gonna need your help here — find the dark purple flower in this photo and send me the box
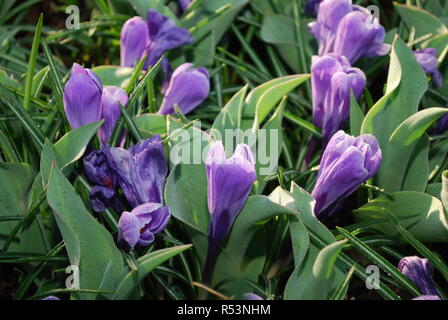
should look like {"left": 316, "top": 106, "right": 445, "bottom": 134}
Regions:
{"left": 398, "top": 256, "right": 439, "bottom": 297}
{"left": 311, "top": 130, "right": 382, "bottom": 219}
{"left": 118, "top": 202, "right": 170, "bottom": 249}
{"left": 84, "top": 150, "right": 116, "bottom": 189}
{"left": 436, "top": 113, "right": 448, "bottom": 134}
{"left": 309, "top": 0, "right": 391, "bottom": 63}
{"left": 178, "top": 0, "right": 193, "bottom": 11}
{"left": 63, "top": 63, "right": 103, "bottom": 129}
{"left": 414, "top": 48, "right": 443, "bottom": 88}
{"left": 106, "top": 135, "right": 167, "bottom": 208}
{"left": 305, "top": 0, "right": 323, "bottom": 16}
{"left": 158, "top": 63, "right": 210, "bottom": 115}
{"left": 206, "top": 141, "right": 256, "bottom": 246}
{"left": 98, "top": 86, "right": 129, "bottom": 146}
{"left": 161, "top": 58, "right": 173, "bottom": 94}
{"left": 311, "top": 54, "right": 366, "bottom": 143}
{"left": 120, "top": 16, "right": 150, "bottom": 68}
{"left": 413, "top": 295, "right": 441, "bottom": 300}
{"left": 83, "top": 150, "right": 119, "bottom": 212}
{"left": 120, "top": 10, "right": 193, "bottom": 69}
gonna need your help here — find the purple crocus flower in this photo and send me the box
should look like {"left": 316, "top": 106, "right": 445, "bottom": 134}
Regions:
{"left": 311, "top": 54, "right": 366, "bottom": 143}
{"left": 202, "top": 141, "right": 256, "bottom": 283}
{"left": 414, "top": 48, "right": 443, "bottom": 88}
{"left": 84, "top": 150, "right": 119, "bottom": 212}
{"left": 206, "top": 141, "right": 257, "bottom": 246}
{"left": 117, "top": 203, "right": 170, "bottom": 250}
{"left": 63, "top": 63, "right": 103, "bottom": 129}
{"left": 305, "top": 0, "right": 323, "bottom": 16}
{"left": 158, "top": 63, "right": 210, "bottom": 115}
{"left": 106, "top": 135, "right": 167, "bottom": 208}
{"left": 120, "top": 9, "right": 193, "bottom": 69}
{"left": 398, "top": 256, "right": 440, "bottom": 297}
{"left": 311, "top": 130, "right": 382, "bottom": 219}
{"left": 178, "top": 0, "right": 193, "bottom": 12}
{"left": 309, "top": 0, "right": 391, "bottom": 63}
{"left": 97, "top": 86, "right": 129, "bottom": 146}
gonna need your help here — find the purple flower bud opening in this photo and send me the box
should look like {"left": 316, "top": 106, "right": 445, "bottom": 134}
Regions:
{"left": 311, "top": 130, "right": 382, "bottom": 219}
{"left": 414, "top": 48, "right": 443, "bottom": 88}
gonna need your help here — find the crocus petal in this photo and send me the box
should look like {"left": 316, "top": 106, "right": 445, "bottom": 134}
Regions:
{"left": 83, "top": 150, "right": 116, "bottom": 188}
{"left": 63, "top": 64, "right": 103, "bottom": 129}
{"left": 146, "top": 9, "right": 194, "bottom": 67}
{"left": 98, "top": 86, "right": 129, "bottom": 146}
{"left": 89, "top": 185, "right": 115, "bottom": 213}
{"left": 178, "top": 0, "right": 193, "bottom": 11}
{"left": 311, "top": 54, "right": 366, "bottom": 143}
{"left": 158, "top": 63, "right": 210, "bottom": 115}
{"left": 243, "top": 293, "right": 264, "bottom": 300}
{"left": 311, "top": 131, "right": 381, "bottom": 219}
{"left": 436, "top": 113, "right": 448, "bottom": 134}
{"left": 120, "top": 16, "right": 149, "bottom": 67}
{"left": 118, "top": 203, "right": 171, "bottom": 249}
{"left": 414, "top": 48, "right": 443, "bottom": 88}
{"left": 398, "top": 256, "right": 439, "bottom": 297}
{"left": 118, "top": 211, "right": 141, "bottom": 249}
{"left": 309, "top": 0, "right": 390, "bottom": 63}
{"left": 107, "top": 135, "right": 167, "bottom": 207}
{"left": 305, "top": 0, "right": 324, "bottom": 16}
{"left": 42, "top": 296, "right": 60, "bottom": 300}
{"left": 206, "top": 141, "right": 257, "bottom": 245}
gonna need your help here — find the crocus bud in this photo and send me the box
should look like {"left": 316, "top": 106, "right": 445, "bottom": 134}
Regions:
{"left": 414, "top": 48, "right": 443, "bottom": 88}
{"left": 106, "top": 135, "right": 167, "bottom": 208}
{"left": 398, "top": 256, "right": 439, "bottom": 297}
{"left": 305, "top": 0, "right": 323, "bottom": 16}
{"left": 63, "top": 63, "right": 103, "bottom": 129}
{"left": 178, "top": 0, "right": 193, "bottom": 11}
{"left": 89, "top": 185, "right": 115, "bottom": 213}
{"left": 309, "top": 0, "right": 390, "bottom": 63}
{"left": 118, "top": 203, "right": 170, "bottom": 250}
{"left": 311, "top": 131, "right": 382, "bottom": 219}
{"left": 158, "top": 63, "right": 210, "bottom": 115}
{"left": 120, "top": 16, "right": 150, "bottom": 68}
{"left": 206, "top": 141, "right": 256, "bottom": 246}
{"left": 98, "top": 86, "right": 129, "bottom": 146}
{"left": 311, "top": 54, "right": 366, "bottom": 143}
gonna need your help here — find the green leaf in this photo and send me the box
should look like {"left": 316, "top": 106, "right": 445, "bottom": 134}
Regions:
{"left": 242, "top": 74, "right": 310, "bottom": 129}
{"left": 442, "top": 170, "right": 448, "bottom": 211}
{"left": 0, "top": 162, "right": 45, "bottom": 253}
{"left": 134, "top": 114, "right": 167, "bottom": 138}
{"left": 47, "top": 166, "right": 126, "bottom": 299}
{"left": 112, "top": 244, "right": 192, "bottom": 300}
{"left": 211, "top": 85, "right": 248, "bottom": 141}
{"left": 350, "top": 90, "right": 364, "bottom": 136}
{"left": 354, "top": 191, "right": 448, "bottom": 243}
{"left": 23, "top": 13, "right": 43, "bottom": 111}
{"left": 361, "top": 38, "right": 428, "bottom": 193}
{"left": 395, "top": 3, "right": 447, "bottom": 38}
{"left": 378, "top": 108, "right": 448, "bottom": 192}
{"left": 92, "top": 65, "right": 134, "bottom": 89}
